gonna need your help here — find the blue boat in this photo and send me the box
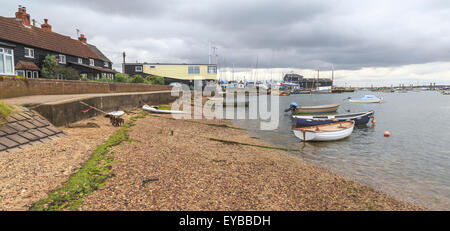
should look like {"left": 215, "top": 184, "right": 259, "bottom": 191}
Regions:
{"left": 293, "top": 110, "right": 375, "bottom": 127}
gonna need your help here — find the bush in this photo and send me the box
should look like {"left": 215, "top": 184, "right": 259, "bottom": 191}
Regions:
{"left": 98, "top": 76, "right": 112, "bottom": 82}
{"left": 0, "top": 100, "right": 15, "bottom": 125}
{"left": 80, "top": 76, "right": 89, "bottom": 81}
{"left": 128, "top": 74, "right": 144, "bottom": 83}
{"left": 115, "top": 73, "right": 129, "bottom": 83}
{"left": 149, "top": 75, "right": 165, "bottom": 85}
{"left": 56, "top": 67, "right": 80, "bottom": 80}
{"left": 40, "top": 55, "right": 58, "bottom": 79}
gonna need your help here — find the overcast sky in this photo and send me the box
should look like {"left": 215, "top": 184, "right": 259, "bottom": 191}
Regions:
{"left": 2, "top": 0, "right": 450, "bottom": 86}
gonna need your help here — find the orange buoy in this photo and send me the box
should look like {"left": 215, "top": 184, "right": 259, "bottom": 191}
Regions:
{"left": 372, "top": 119, "right": 376, "bottom": 124}
{"left": 384, "top": 131, "right": 390, "bottom": 137}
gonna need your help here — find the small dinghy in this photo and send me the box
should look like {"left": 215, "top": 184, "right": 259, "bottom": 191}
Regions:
{"left": 107, "top": 111, "right": 124, "bottom": 117}
{"left": 142, "top": 105, "right": 185, "bottom": 114}
{"left": 293, "top": 110, "right": 374, "bottom": 127}
{"left": 287, "top": 102, "right": 340, "bottom": 114}
{"left": 293, "top": 121, "right": 355, "bottom": 141}
{"left": 348, "top": 95, "right": 383, "bottom": 103}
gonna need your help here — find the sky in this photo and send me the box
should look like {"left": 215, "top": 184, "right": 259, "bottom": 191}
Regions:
{"left": 1, "top": 0, "right": 450, "bottom": 86}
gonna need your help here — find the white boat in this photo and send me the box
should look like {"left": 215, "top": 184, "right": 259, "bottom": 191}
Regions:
{"left": 348, "top": 95, "right": 383, "bottom": 103}
{"left": 142, "top": 105, "right": 185, "bottom": 114}
{"left": 107, "top": 111, "right": 124, "bottom": 117}
{"left": 293, "top": 121, "right": 355, "bottom": 141}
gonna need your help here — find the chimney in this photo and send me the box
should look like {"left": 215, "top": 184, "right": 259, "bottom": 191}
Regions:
{"left": 15, "top": 6, "right": 31, "bottom": 27}
{"left": 41, "top": 19, "right": 52, "bottom": 32}
{"left": 78, "top": 34, "right": 87, "bottom": 44}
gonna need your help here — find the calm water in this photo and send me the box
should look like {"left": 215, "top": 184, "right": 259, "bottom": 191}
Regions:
{"left": 230, "top": 91, "right": 450, "bottom": 210}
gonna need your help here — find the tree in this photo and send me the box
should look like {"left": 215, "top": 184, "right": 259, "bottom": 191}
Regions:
{"left": 40, "top": 55, "right": 58, "bottom": 79}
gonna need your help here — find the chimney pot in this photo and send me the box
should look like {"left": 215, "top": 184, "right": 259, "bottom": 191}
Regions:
{"left": 78, "top": 34, "right": 87, "bottom": 44}
{"left": 41, "top": 18, "right": 52, "bottom": 32}
{"left": 15, "top": 5, "right": 31, "bottom": 27}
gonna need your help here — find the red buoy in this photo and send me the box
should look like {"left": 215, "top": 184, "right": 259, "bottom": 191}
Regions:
{"left": 372, "top": 119, "right": 376, "bottom": 124}
{"left": 384, "top": 131, "right": 390, "bottom": 137}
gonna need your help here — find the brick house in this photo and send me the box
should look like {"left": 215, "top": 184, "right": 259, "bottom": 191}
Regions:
{"left": 0, "top": 6, "right": 115, "bottom": 80}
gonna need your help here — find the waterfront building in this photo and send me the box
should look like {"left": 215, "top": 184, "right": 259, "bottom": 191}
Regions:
{"left": 0, "top": 6, "right": 114, "bottom": 80}
{"left": 123, "top": 62, "right": 217, "bottom": 85}
{"left": 283, "top": 73, "right": 332, "bottom": 89}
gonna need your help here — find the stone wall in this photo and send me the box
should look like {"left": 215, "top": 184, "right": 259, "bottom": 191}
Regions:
{"left": 0, "top": 76, "right": 172, "bottom": 99}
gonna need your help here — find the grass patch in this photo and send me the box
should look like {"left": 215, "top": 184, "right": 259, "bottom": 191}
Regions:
{"left": 0, "top": 100, "right": 15, "bottom": 125}
{"left": 30, "top": 111, "right": 147, "bottom": 211}
{"left": 209, "top": 138, "right": 301, "bottom": 152}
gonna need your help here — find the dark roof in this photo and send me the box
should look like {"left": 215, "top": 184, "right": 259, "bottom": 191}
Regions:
{"left": 88, "top": 44, "right": 111, "bottom": 62}
{"left": 67, "top": 61, "right": 115, "bottom": 73}
{"left": 0, "top": 16, "right": 102, "bottom": 60}
{"left": 15, "top": 61, "right": 39, "bottom": 70}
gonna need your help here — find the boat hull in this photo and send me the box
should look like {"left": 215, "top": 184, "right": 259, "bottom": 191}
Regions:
{"left": 293, "top": 111, "right": 374, "bottom": 127}
{"left": 142, "top": 105, "right": 185, "bottom": 114}
{"left": 348, "top": 99, "right": 381, "bottom": 103}
{"left": 292, "top": 104, "right": 339, "bottom": 114}
{"left": 293, "top": 122, "right": 354, "bottom": 141}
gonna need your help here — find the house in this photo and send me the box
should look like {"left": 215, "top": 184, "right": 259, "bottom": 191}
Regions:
{"left": 0, "top": 6, "right": 114, "bottom": 80}
{"left": 283, "top": 73, "right": 332, "bottom": 89}
{"left": 123, "top": 62, "right": 217, "bottom": 85}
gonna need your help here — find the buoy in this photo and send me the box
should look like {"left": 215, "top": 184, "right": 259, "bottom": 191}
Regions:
{"left": 371, "top": 119, "right": 376, "bottom": 124}
{"left": 384, "top": 131, "right": 390, "bottom": 137}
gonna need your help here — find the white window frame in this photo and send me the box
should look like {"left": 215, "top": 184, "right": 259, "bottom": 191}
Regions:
{"left": 104, "top": 61, "right": 108, "bottom": 68}
{"left": 59, "top": 54, "right": 66, "bottom": 64}
{"left": 135, "top": 66, "right": 143, "bottom": 72}
{"left": 89, "top": 59, "right": 95, "bottom": 66}
{"left": 188, "top": 66, "right": 200, "bottom": 74}
{"left": 26, "top": 70, "right": 33, "bottom": 78}
{"left": 16, "top": 70, "right": 25, "bottom": 77}
{"left": 0, "top": 47, "right": 15, "bottom": 75}
{"left": 207, "top": 66, "right": 217, "bottom": 74}
{"left": 78, "top": 58, "right": 83, "bottom": 64}
{"left": 33, "top": 71, "right": 39, "bottom": 78}
{"left": 24, "top": 47, "right": 34, "bottom": 58}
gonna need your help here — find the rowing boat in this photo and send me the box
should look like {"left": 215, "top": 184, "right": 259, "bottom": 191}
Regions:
{"left": 348, "top": 95, "right": 383, "bottom": 103}
{"left": 293, "top": 121, "right": 355, "bottom": 141}
{"left": 290, "top": 103, "right": 340, "bottom": 114}
{"left": 293, "top": 110, "right": 374, "bottom": 127}
{"left": 142, "top": 105, "right": 185, "bottom": 114}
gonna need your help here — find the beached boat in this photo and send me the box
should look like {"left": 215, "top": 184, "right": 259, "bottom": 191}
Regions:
{"left": 288, "top": 102, "right": 339, "bottom": 114}
{"left": 208, "top": 97, "right": 249, "bottom": 106}
{"left": 442, "top": 91, "right": 450, "bottom": 95}
{"left": 348, "top": 95, "right": 383, "bottom": 103}
{"left": 293, "top": 121, "right": 355, "bottom": 141}
{"left": 107, "top": 111, "right": 124, "bottom": 117}
{"left": 293, "top": 110, "right": 374, "bottom": 127}
{"left": 142, "top": 105, "right": 185, "bottom": 114}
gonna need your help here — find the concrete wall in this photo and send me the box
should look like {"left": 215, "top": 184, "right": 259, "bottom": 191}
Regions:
{"left": 0, "top": 76, "right": 172, "bottom": 99}
{"left": 33, "top": 91, "right": 179, "bottom": 126}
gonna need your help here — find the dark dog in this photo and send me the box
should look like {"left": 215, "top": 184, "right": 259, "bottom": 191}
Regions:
{"left": 109, "top": 116, "right": 124, "bottom": 127}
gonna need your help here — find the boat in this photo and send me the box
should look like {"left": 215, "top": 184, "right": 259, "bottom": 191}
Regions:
{"left": 442, "top": 91, "right": 450, "bottom": 95}
{"left": 293, "top": 110, "right": 374, "bottom": 127}
{"left": 288, "top": 102, "right": 340, "bottom": 114}
{"left": 279, "top": 91, "right": 291, "bottom": 96}
{"left": 293, "top": 121, "right": 355, "bottom": 141}
{"left": 107, "top": 111, "right": 124, "bottom": 117}
{"left": 348, "top": 95, "right": 383, "bottom": 103}
{"left": 208, "top": 97, "right": 249, "bottom": 106}
{"left": 142, "top": 105, "right": 185, "bottom": 114}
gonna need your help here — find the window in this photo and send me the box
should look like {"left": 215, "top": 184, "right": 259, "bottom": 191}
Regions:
{"left": 188, "top": 66, "right": 200, "bottom": 74}
{"left": 0, "top": 47, "right": 14, "bottom": 75}
{"left": 89, "top": 59, "right": 94, "bottom": 66}
{"left": 26, "top": 70, "right": 33, "bottom": 78}
{"left": 24, "top": 48, "right": 34, "bottom": 58}
{"left": 78, "top": 58, "right": 83, "bottom": 64}
{"left": 104, "top": 61, "right": 108, "bottom": 68}
{"left": 33, "top": 71, "right": 39, "bottom": 78}
{"left": 16, "top": 70, "right": 25, "bottom": 77}
{"left": 207, "top": 66, "right": 217, "bottom": 74}
{"left": 59, "top": 54, "right": 66, "bottom": 64}
{"left": 135, "top": 66, "right": 142, "bottom": 72}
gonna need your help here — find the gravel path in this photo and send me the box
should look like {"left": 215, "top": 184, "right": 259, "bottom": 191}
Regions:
{"left": 79, "top": 114, "right": 421, "bottom": 211}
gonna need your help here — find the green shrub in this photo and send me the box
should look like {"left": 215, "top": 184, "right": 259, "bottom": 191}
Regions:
{"left": 40, "top": 55, "right": 58, "bottom": 79}
{"left": 115, "top": 73, "right": 129, "bottom": 83}
{"left": 55, "top": 67, "right": 80, "bottom": 80}
{"left": 80, "top": 76, "right": 89, "bottom": 81}
{"left": 128, "top": 74, "right": 144, "bottom": 83}
{"left": 0, "top": 100, "right": 15, "bottom": 125}
{"left": 149, "top": 75, "right": 165, "bottom": 85}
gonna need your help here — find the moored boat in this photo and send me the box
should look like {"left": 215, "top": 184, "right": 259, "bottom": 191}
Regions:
{"left": 293, "top": 110, "right": 374, "bottom": 127}
{"left": 142, "top": 105, "right": 185, "bottom": 114}
{"left": 288, "top": 102, "right": 340, "bottom": 114}
{"left": 348, "top": 95, "right": 383, "bottom": 103}
{"left": 293, "top": 121, "right": 355, "bottom": 141}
